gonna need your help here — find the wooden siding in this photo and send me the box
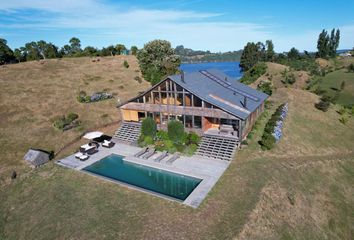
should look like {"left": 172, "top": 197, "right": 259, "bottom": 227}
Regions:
{"left": 121, "top": 102, "right": 239, "bottom": 120}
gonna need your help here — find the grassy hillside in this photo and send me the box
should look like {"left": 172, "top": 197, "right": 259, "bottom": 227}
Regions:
{"left": 312, "top": 69, "right": 354, "bottom": 106}
{"left": 0, "top": 57, "right": 353, "bottom": 239}
{"left": 0, "top": 56, "right": 150, "bottom": 174}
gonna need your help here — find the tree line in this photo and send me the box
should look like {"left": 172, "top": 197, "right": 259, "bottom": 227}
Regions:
{"left": 239, "top": 28, "right": 342, "bottom": 72}
{"left": 0, "top": 37, "right": 138, "bottom": 64}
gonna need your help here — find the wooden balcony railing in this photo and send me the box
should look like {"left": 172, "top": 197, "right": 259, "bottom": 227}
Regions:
{"left": 120, "top": 102, "right": 238, "bottom": 120}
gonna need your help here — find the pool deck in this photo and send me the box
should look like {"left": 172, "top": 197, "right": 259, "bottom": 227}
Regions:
{"left": 56, "top": 143, "right": 230, "bottom": 208}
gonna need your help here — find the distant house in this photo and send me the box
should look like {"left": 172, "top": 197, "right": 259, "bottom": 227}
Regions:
{"left": 339, "top": 52, "right": 352, "bottom": 57}
{"left": 117, "top": 69, "right": 268, "bottom": 142}
{"left": 24, "top": 149, "right": 51, "bottom": 167}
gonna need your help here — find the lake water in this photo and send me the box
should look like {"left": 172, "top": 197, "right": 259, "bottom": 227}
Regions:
{"left": 180, "top": 61, "right": 242, "bottom": 79}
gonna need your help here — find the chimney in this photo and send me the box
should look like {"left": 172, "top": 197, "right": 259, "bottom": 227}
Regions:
{"left": 181, "top": 71, "right": 185, "bottom": 83}
{"left": 243, "top": 96, "right": 247, "bottom": 108}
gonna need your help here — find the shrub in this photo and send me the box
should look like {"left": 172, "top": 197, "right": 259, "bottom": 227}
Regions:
{"left": 53, "top": 113, "right": 80, "bottom": 131}
{"left": 134, "top": 76, "right": 142, "bottom": 83}
{"left": 67, "top": 112, "right": 79, "bottom": 122}
{"left": 257, "top": 81, "right": 272, "bottom": 95}
{"left": 183, "top": 144, "right": 198, "bottom": 156}
{"left": 156, "top": 130, "right": 169, "bottom": 141}
{"left": 240, "top": 62, "right": 267, "bottom": 85}
{"left": 339, "top": 115, "right": 349, "bottom": 125}
{"left": 186, "top": 132, "right": 201, "bottom": 145}
{"left": 143, "top": 136, "right": 154, "bottom": 145}
{"left": 123, "top": 60, "right": 129, "bottom": 68}
{"left": 315, "top": 100, "right": 330, "bottom": 112}
{"left": 141, "top": 117, "right": 157, "bottom": 138}
{"left": 167, "top": 120, "right": 185, "bottom": 144}
{"left": 281, "top": 69, "right": 296, "bottom": 85}
{"left": 260, "top": 133, "right": 276, "bottom": 150}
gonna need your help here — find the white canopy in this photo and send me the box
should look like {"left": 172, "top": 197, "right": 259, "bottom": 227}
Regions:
{"left": 83, "top": 131, "right": 103, "bottom": 140}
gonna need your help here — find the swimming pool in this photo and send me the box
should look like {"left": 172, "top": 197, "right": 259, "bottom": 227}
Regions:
{"left": 83, "top": 154, "right": 202, "bottom": 201}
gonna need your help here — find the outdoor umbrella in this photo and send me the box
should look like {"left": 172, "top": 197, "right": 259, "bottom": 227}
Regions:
{"left": 83, "top": 131, "right": 104, "bottom": 140}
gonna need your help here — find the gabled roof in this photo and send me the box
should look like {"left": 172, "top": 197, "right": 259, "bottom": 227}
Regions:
{"left": 119, "top": 69, "right": 268, "bottom": 120}
{"left": 169, "top": 69, "right": 268, "bottom": 120}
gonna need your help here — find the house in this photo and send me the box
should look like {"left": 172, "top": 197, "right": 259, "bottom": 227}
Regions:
{"left": 117, "top": 69, "right": 268, "bottom": 143}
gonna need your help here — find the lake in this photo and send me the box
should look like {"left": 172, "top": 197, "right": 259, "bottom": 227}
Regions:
{"left": 180, "top": 61, "right": 242, "bottom": 79}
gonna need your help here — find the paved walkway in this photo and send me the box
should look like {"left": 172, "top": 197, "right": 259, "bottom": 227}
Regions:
{"left": 56, "top": 143, "right": 230, "bottom": 208}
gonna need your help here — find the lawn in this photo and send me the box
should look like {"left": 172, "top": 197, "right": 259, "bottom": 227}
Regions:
{"left": 316, "top": 68, "right": 354, "bottom": 106}
{"left": 0, "top": 58, "right": 354, "bottom": 239}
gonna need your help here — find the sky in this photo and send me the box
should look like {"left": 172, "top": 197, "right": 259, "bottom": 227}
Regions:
{"left": 1, "top": 0, "right": 354, "bottom": 52}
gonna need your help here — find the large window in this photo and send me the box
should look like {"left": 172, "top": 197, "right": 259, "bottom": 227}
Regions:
{"left": 193, "top": 95, "right": 202, "bottom": 107}
{"left": 185, "top": 115, "right": 193, "bottom": 128}
{"left": 194, "top": 116, "right": 202, "bottom": 128}
{"left": 184, "top": 94, "right": 192, "bottom": 107}
{"left": 138, "top": 112, "right": 146, "bottom": 121}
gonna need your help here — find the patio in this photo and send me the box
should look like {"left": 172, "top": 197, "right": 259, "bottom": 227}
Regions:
{"left": 56, "top": 142, "right": 230, "bottom": 208}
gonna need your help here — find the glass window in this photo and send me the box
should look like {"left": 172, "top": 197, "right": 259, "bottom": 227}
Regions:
{"left": 153, "top": 92, "right": 160, "bottom": 104}
{"left": 185, "top": 115, "right": 192, "bottom": 128}
{"left": 162, "top": 114, "right": 169, "bottom": 124}
{"left": 184, "top": 94, "right": 192, "bottom": 107}
{"left": 176, "top": 84, "right": 183, "bottom": 92}
{"left": 194, "top": 116, "right": 202, "bottom": 128}
{"left": 204, "top": 102, "right": 213, "bottom": 108}
{"left": 193, "top": 95, "right": 202, "bottom": 107}
{"left": 154, "top": 112, "right": 161, "bottom": 124}
{"left": 161, "top": 92, "right": 167, "bottom": 104}
{"left": 177, "top": 115, "right": 183, "bottom": 123}
{"left": 138, "top": 112, "right": 146, "bottom": 121}
{"left": 176, "top": 93, "right": 183, "bottom": 106}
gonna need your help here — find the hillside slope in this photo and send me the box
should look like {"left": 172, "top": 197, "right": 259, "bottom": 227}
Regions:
{"left": 0, "top": 57, "right": 353, "bottom": 240}
{"left": 0, "top": 56, "right": 150, "bottom": 173}
{"left": 251, "top": 62, "right": 310, "bottom": 89}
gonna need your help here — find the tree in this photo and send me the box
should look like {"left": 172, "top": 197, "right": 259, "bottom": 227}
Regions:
{"left": 137, "top": 40, "right": 181, "bottom": 85}
{"left": 130, "top": 46, "right": 138, "bottom": 55}
{"left": 141, "top": 117, "right": 157, "bottom": 138}
{"left": 69, "top": 37, "right": 82, "bottom": 55}
{"left": 265, "top": 40, "right": 275, "bottom": 62}
{"left": 287, "top": 47, "right": 300, "bottom": 60}
{"left": 24, "top": 42, "right": 41, "bottom": 61}
{"left": 0, "top": 38, "right": 15, "bottom": 64}
{"left": 115, "top": 44, "right": 126, "bottom": 55}
{"left": 167, "top": 120, "right": 185, "bottom": 144}
{"left": 256, "top": 41, "right": 266, "bottom": 61}
{"left": 239, "top": 42, "right": 259, "bottom": 71}
{"left": 37, "top": 41, "right": 58, "bottom": 59}
{"left": 317, "top": 29, "right": 340, "bottom": 58}
{"left": 83, "top": 46, "right": 98, "bottom": 56}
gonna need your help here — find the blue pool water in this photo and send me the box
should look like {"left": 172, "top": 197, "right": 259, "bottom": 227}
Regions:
{"left": 83, "top": 154, "right": 202, "bottom": 201}
{"left": 180, "top": 61, "right": 242, "bottom": 79}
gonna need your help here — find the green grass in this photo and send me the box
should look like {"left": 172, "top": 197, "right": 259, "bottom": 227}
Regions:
{"left": 1, "top": 59, "right": 354, "bottom": 239}
{"left": 315, "top": 69, "right": 354, "bottom": 106}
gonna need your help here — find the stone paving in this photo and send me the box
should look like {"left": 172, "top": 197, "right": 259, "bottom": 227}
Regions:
{"left": 56, "top": 142, "right": 230, "bottom": 208}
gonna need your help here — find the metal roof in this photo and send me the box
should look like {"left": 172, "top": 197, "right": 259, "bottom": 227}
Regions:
{"left": 169, "top": 69, "right": 268, "bottom": 120}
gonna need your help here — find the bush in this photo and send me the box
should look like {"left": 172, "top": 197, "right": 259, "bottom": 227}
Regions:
{"left": 67, "top": 112, "right": 79, "bottom": 122}
{"left": 339, "top": 115, "right": 349, "bottom": 125}
{"left": 260, "top": 133, "right": 276, "bottom": 150}
{"left": 53, "top": 113, "right": 80, "bottom": 131}
{"left": 315, "top": 100, "right": 330, "bottom": 112}
{"left": 167, "top": 120, "right": 185, "bottom": 144}
{"left": 183, "top": 144, "right": 198, "bottom": 156}
{"left": 186, "top": 132, "right": 201, "bottom": 145}
{"left": 240, "top": 62, "right": 267, "bottom": 85}
{"left": 281, "top": 69, "right": 296, "bottom": 85}
{"left": 123, "top": 60, "right": 129, "bottom": 68}
{"left": 141, "top": 117, "right": 157, "bottom": 138}
{"left": 257, "top": 81, "right": 272, "bottom": 95}
{"left": 134, "top": 76, "right": 142, "bottom": 83}
{"left": 156, "top": 130, "right": 169, "bottom": 141}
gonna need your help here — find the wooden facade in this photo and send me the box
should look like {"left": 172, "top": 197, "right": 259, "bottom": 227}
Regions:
{"left": 119, "top": 78, "right": 265, "bottom": 140}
